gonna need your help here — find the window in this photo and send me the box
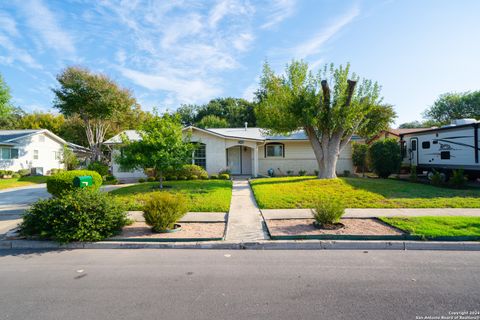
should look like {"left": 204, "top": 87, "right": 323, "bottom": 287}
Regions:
{"left": 411, "top": 140, "right": 417, "bottom": 151}
{"left": 422, "top": 141, "right": 430, "bottom": 149}
{"left": 193, "top": 143, "right": 206, "bottom": 169}
{"left": 265, "top": 143, "right": 284, "bottom": 157}
{"left": 53, "top": 151, "right": 61, "bottom": 160}
{"left": 441, "top": 151, "right": 450, "bottom": 160}
{"left": 34, "top": 150, "right": 39, "bottom": 160}
{"left": 0, "top": 148, "right": 19, "bottom": 160}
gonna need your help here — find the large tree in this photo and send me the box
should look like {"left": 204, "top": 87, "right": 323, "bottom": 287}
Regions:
{"left": 424, "top": 91, "right": 480, "bottom": 124}
{"left": 197, "top": 115, "right": 229, "bottom": 129}
{"left": 52, "top": 67, "right": 136, "bottom": 161}
{"left": 0, "top": 74, "right": 13, "bottom": 118}
{"left": 17, "top": 112, "right": 66, "bottom": 134}
{"left": 116, "top": 114, "right": 192, "bottom": 189}
{"left": 256, "top": 61, "right": 393, "bottom": 179}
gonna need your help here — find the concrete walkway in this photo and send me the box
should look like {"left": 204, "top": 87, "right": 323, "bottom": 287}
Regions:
{"left": 261, "top": 208, "right": 480, "bottom": 219}
{"left": 225, "top": 180, "right": 269, "bottom": 241}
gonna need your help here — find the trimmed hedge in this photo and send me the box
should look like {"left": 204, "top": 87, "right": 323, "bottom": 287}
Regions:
{"left": 46, "top": 170, "right": 102, "bottom": 197}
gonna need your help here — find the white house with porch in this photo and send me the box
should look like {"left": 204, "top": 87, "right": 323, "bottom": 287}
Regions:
{"left": 105, "top": 126, "right": 361, "bottom": 180}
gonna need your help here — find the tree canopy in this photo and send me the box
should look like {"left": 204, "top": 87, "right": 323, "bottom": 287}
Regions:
{"left": 423, "top": 91, "right": 480, "bottom": 124}
{"left": 0, "top": 74, "right": 13, "bottom": 118}
{"left": 197, "top": 115, "right": 229, "bottom": 128}
{"left": 256, "top": 60, "right": 394, "bottom": 178}
{"left": 116, "top": 114, "right": 192, "bottom": 188}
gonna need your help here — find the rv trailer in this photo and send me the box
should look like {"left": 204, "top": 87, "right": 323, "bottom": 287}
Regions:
{"left": 399, "top": 119, "right": 480, "bottom": 180}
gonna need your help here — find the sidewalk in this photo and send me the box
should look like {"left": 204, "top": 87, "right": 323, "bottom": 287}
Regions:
{"left": 261, "top": 208, "right": 480, "bottom": 219}
{"left": 225, "top": 180, "right": 269, "bottom": 241}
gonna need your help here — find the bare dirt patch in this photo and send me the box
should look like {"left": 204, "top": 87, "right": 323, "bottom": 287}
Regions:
{"left": 111, "top": 222, "right": 225, "bottom": 240}
{"left": 266, "top": 218, "right": 404, "bottom": 237}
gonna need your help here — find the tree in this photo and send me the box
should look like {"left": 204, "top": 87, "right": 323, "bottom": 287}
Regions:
{"left": 368, "top": 139, "right": 402, "bottom": 178}
{"left": 60, "top": 145, "right": 79, "bottom": 170}
{"left": 116, "top": 114, "right": 192, "bottom": 189}
{"left": 0, "top": 74, "right": 13, "bottom": 118}
{"left": 358, "top": 104, "right": 396, "bottom": 139}
{"left": 0, "top": 107, "right": 25, "bottom": 129}
{"left": 398, "top": 120, "right": 437, "bottom": 129}
{"left": 52, "top": 66, "right": 136, "bottom": 161}
{"left": 352, "top": 143, "right": 369, "bottom": 177}
{"left": 423, "top": 91, "right": 480, "bottom": 124}
{"left": 256, "top": 61, "right": 391, "bottom": 179}
{"left": 176, "top": 104, "right": 197, "bottom": 126}
{"left": 197, "top": 115, "right": 229, "bottom": 128}
{"left": 17, "top": 112, "right": 66, "bottom": 134}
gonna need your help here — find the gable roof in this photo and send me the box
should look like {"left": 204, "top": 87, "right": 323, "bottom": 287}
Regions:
{"left": 0, "top": 129, "right": 67, "bottom": 145}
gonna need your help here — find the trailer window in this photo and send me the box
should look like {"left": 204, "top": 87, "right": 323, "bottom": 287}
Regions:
{"left": 440, "top": 151, "right": 450, "bottom": 160}
{"left": 411, "top": 140, "right": 417, "bottom": 151}
{"left": 422, "top": 141, "right": 430, "bottom": 149}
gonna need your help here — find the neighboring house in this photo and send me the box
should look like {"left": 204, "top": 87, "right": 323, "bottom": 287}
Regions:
{"left": 104, "top": 126, "right": 363, "bottom": 180}
{"left": 367, "top": 128, "right": 433, "bottom": 144}
{"left": 0, "top": 129, "right": 67, "bottom": 175}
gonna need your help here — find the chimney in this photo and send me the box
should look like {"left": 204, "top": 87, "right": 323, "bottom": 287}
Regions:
{"left": 244, "top": 122, "right": 248, "bottom": 131}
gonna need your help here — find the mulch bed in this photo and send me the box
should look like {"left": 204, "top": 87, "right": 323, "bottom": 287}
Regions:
{"left": 110, "top": 222, "right": 226, "bottom": 240}
{"left": 266, "top": 218, "right": 404, "bottom": 237}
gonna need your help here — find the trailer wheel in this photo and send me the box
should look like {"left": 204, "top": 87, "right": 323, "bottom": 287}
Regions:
{"left": 427, "top": 171, "right": 447, "bottom": 182}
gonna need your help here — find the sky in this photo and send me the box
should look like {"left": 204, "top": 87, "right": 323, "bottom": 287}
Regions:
{"left": 0, "top": 0, "right": 479, "bottom": 126}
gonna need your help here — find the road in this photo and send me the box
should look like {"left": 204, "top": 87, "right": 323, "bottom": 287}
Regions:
{"left": 0, "top": 249, "right": 479, "bottom": 320}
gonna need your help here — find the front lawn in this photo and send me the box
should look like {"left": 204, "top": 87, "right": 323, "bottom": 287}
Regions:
{"left": 250, "top": 176, "right": 480, "bottom": 209}
{"left": 380, "top": 216, "right": 480, "bottom": 239}
{"left": 110, "top": 180, "right": 232, "bottom": 212}
{"left": 0, "top": 176, "right": 48, "bottom": 190}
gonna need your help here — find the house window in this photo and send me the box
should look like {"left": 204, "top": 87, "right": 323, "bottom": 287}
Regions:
{"left": 34, "top": 150, "right": 39, "bottom": 160}
{"left": 265, "top": 143, "right": 284, "bottom": 157}
{"left": 0, "top": 148, "right": 19, "bottom": 160}
{"left": 422, "top": 141, "right": 430, "bottom": 149}
{"left": 53, "top": 151, "right": 61, "bottom": 160}
{"left": 193, "top": 143, "right": 206, "bottom": 169}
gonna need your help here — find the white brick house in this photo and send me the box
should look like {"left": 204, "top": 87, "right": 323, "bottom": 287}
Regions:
{"left": 105, "top": 126, "right": 362, "bottom": 180}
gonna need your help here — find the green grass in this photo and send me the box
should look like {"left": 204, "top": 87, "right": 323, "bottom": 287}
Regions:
{"left": 110, "top": 180, "right": 232, "bottom": 212}
{"left": 380, "top": 216, "right": 480, "bottom": 238}
{"left": 0, "top": 176, "right": 48, "bottom": 190}
{"left": 250, "top": 176, "right": 480, "bottom": 209}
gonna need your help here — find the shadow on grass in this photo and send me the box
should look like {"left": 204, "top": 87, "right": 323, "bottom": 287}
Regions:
{"left": 250, "top": 177, "right": 316, "bottom": 186}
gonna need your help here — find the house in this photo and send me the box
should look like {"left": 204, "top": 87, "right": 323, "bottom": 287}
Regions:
{"left": 104, "top": 126, "right": 363, "bottom": 180}
{"left": 0, "top": 129, "right": 67, "bottom": 175}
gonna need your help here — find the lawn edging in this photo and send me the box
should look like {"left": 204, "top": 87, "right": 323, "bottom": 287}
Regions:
{"left": 2, "top": 239, "right": 480, "bottom": 251}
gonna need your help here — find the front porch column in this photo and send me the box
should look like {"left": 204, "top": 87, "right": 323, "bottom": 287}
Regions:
{"left": 253, "top": 146, "right": 258, "bottom": 177}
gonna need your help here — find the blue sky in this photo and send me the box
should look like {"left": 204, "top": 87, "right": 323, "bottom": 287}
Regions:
{"left": 1, "top": 0, "right": 479, "bottom": 126}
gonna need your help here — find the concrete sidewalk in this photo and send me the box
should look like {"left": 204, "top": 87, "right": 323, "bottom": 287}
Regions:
{"left": 261, "top": 208, "right": 480, "bottom": 219}
{"left": 225, "top": 180, "right": 269, "bottom": 241}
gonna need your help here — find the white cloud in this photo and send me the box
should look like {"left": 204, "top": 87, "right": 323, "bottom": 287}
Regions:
{"left": 233, "top": 33, "right": 254, "bottom": 52}
{"left": 0, "top": 12, "right": 19, "bottom": 37}
{"left": 261, "top": 0, "right": 296, "bottom": 29}
{"left": 293, "top": 5, "right": 359, "bottom": 59}
{"left": 209, "top": 0, "right": 254, "bottom": 28}
{"left": 0, "top": 33, "right": 42, "bottom": 69}
{"left": 17, "top": 0, "right": 76, "bottom": 56}
{"left": 241, "top": 80, "right": 259, "bottom": 101}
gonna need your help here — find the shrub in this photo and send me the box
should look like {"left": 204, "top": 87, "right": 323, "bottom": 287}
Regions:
{"left": 103, "top": 175, "right": 118, "bottom": 185}
{"left": 409, "top": 165, "right": 417, "bottom": 182}
{"left": 343, "top": 170, "right": 351, "bottom": 177}
{"left": 87, "top": 161, "right": 109, "bottom": 177}
{"left": 352, "top": 143, "right": 369, "bottom": 174}
{"left": 219, "top": 168, "right": 231, "bottom": 175}
{"left": 169, "top": 175, "right": 178, "bottom": 181}
{"left": 179, "top": 175, "right": 188, "bottom": 180}
{"left": 312, "top": 200, "right": 345, "bottom": 226}
{"left": 298, "top": 170, "right": 307, "bottom": 176}
{"left": 449, "top": 169, "right": 467, "bottom": 188}
{"left": 17, "top": 169, "right": 30, "bottom": 177}
{"left": 314, "top": 170, "right": 319, "bottom": 177}
{"left": 178, "top": 164, "right": 207, "bottom": 179}
{"left": 199, "top": 172, "right": 209, "bottom": 180}
{"left": 20, "top": 188, "right": 127, "bottom": 243}
{"left": 210, "top": 174, "right": 218, "bottom": 179}
{"left": 219, "top": 173, "right": 230, "bottom": 180}
{"left": 138, "top": 178, "right": 146, "bottom": 183}
{"left": 46, "top": 170, "right": 102, "bottom": 197}
{"left": 143, "top": 192, "right": 188, "bottom": 232}
{"left": 147, "top": 177, "right": 156, "bottom": 182}
{"left": 12, "top": 173, "right": 20, "bottom": 178}
{"left": 368, "top": 139, "right": 402, "bottom": 178}
{"left": 190, "top": 175, "right": 198, "bottom": 180}
{"left": 430, "top": 170, "right": 444, "bottom": 187}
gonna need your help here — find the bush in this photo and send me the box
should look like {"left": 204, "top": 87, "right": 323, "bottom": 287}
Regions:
{"left": 314, "top": 170, "right": 319, "bottom": 177}
{"left": 176, "top": 164, "right": 207, "bottom": 179}
{"left": 219, "top": 168, "right": 231, "bottom": 175}
{"left": 430, "top": 170, "right": 444, "bottom": 187}
{"left": 219, "top": 173, "right": 230, "bottom": 180}
{"left": 200, "top": 173, "right": 209, "bottom": 180}
{"left": 138, "top": 178, "right": 146, "bottom": 183}
{"left": 147, "top": 177, "right": 156, "bottom": 182}
{"left": 143, "top": 192, "right": 188, "bottom": 232}
{"left": 46, "top": 170, "right": 102, "bottom": 197}
{"left": 298, "top": 170, "right": 307, "bottom": 176}
{"left": 210, "top": 174, "right": 218, "bottom": 179}
{"left": 190, "top": 175, "right": 198, "bottom": 180}
{"left": 179, "top": 175, "right": 188, "bottom": 180}
{"left": 20, "top": 188, "right": 127, "bottom": 243}
{"left": 343, "top": 170, "right": 351, "bottom": 177}
{"left": 168, "top": 175, "right": 178, "bottom": 181}
{"left": 449, "top": 169, "right": 467, "bottom": 188}
{"left": 12, "top": 173, "right": 20, "bottom": 178}
{"left": 17, "top": 169, "right": 30, "bottom": 177}
{"left": 103, "top": 175, "right": 118, "bottom": 185}
{"left": 369, "top": 139, "right": 402, "bottom": 179}
{"left": 87, "top": 161, "right": 109, "bottom": 177}
{"left": 50, "top": 168, "right": 65, "bottom": 176}
{"left": 312, "top": 200, "right": 345, "bottom": 226}
{"left": 352, "top": 143, "right": 369, "bottom": 174}
{"left": 409, "top": 165, "right": 417, "bottom": 182}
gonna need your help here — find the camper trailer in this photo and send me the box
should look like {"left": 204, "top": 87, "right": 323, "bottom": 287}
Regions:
{"left": 399, "top": 119, "right": 480, "bottom": 180}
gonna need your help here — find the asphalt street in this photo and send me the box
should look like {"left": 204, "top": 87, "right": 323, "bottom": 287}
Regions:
{"left": 0, "top": 249, "right": 479, "bottom": 320}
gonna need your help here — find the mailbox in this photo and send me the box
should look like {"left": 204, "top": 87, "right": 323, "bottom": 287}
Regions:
{"left": 73, "top": 176, "right": 93, "bottom": 188}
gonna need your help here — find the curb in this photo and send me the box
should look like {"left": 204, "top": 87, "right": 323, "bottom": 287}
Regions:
{"left": 1, "top": 239, "right": 480, "bottom": 251}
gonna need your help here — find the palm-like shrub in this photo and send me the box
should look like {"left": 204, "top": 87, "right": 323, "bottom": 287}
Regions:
{"left": 312, "top": 200, "right": 345, "bottom": 226}
{"left": 143, "top": 193, "right": 188, "bottom": 232}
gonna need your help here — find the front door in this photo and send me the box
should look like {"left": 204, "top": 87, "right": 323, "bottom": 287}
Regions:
{"left": 410, "top": 138, "right": 418, "bottom": 166}
{"left": 227, "top": 146, "right": 241, "bottom": 174}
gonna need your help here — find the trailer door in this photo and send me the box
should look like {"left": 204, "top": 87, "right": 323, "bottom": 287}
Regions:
{"left": 409, "top": 138, "right": 418, "bottom": 166}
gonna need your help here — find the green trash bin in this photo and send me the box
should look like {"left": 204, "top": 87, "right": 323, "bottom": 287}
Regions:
{"left": 73, "top": 175, "right": 93, "bottom": 188}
